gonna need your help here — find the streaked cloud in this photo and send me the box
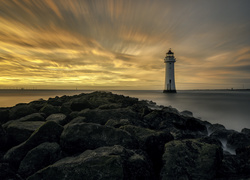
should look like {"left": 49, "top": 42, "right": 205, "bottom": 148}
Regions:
{"left": 0, "top": 0, "right": 249, "bottom": 89}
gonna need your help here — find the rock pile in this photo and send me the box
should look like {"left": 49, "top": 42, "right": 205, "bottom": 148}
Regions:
{"left": 0, "top": 91, "right": 249, "bottom": 180}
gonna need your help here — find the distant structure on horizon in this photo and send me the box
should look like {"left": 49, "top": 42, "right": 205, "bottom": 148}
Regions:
{"left": 163, "top": 49, "right": 176, "bottom": 93}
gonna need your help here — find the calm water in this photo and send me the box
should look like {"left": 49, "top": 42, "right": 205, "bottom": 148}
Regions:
{"left": 0, "top": 90, "right": 249, "bottom": 132}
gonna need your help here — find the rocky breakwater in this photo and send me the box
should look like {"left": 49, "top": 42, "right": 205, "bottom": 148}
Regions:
{"left": 0, "top": 91, "right": 249, "bottom": 180}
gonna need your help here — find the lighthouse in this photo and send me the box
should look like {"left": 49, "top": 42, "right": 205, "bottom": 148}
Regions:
{"left": 163, "top": 49, "right": 177, "bottom": 93}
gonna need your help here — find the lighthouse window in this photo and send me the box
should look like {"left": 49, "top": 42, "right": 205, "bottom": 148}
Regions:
{"left": 170, "top": 63, "right": 171, "bottom": 65}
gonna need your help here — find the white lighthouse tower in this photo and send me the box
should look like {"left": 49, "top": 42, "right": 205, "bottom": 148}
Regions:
{"left": 163, "top": 49, "right": 177, "bottom": 93}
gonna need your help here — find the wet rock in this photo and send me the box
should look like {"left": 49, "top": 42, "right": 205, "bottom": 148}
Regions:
{"left": 39, "top": 104, "right": 60, "bottom": 116}
{"left": 18, "top": 142, "right": 61, "bottom": 178}
{"left": 27, "top": 145, "right": 154, "bottom": 180}
{"left": 9, "top": 104, "right": 37, "bottom": 120}
{"left": 3, "top": 121, "right": 63, "bottom": 168}
{"left": 60, "top": 123, "right": 138, "bottom": 155}
{"left": 161, "top": 139, "right": 222, "bottom": 180}
{"left": 46, "top": 113, "right": 67, "bottom": 125}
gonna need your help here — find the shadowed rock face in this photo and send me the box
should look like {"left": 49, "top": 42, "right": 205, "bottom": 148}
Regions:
{"left": 60, "top": 123, "right": 138, "bottom": 154}
{"left": 27, "top": 145, "right": 154, "bottom": 180}
{"left": 18, "top": 142, "right": 61, "bottom": 178}
{"left": 0, "top": 91, "right": 249, "bottom": 179}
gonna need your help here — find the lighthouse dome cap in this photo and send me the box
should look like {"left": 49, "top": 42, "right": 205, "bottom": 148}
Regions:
{"left": 167, "top": 49, "right": 174, "bottom": 54}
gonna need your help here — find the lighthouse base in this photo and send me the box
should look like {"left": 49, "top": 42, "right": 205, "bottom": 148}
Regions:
{"left": 163, "top": 90, "right": 177, "bottom": 93}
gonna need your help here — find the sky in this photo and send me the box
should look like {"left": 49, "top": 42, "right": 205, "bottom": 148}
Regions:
{"left": 0, "top": 0, "right": 250, "bottom": 90}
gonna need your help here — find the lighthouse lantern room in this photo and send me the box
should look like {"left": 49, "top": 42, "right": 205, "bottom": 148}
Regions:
{"left": 163, "top": 49, "right": 177, "bottom": 93}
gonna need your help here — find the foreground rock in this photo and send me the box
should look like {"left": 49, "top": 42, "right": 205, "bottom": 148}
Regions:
{"left": 18, "top": 142, "right": 61, "bottom": 178}
{"left": 161, "top": 139, "right": 222, "bottom": 180}
{"left": 3, "top": 121, "right": 63, "bottom": 168}
{"left": 61, "top": 123, "right": 137, "bottom": 154}
{"left": 27, "top": 145, "right": 154, "bottom": 180}
{"left": 0, "top": 91, "right": 249, "bottom": 179}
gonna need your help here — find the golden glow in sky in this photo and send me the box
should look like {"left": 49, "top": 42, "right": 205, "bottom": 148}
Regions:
{"left": 0, "top": 0, "right": 250, "bottom": 90}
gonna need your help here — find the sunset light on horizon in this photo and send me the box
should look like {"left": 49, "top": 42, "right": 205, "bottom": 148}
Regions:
{"left": 0, "top": 0, "right": 250, "bottom": 90}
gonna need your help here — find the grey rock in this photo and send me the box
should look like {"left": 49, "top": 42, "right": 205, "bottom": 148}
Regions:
{"left": 227, "top": 132, "right": 250, "bottom": 149}
{"left": 105, "top": 118, "right": 131, "bottom": 128}
{"left": 3, "top": 120, "right": 45, "bottom": 146}
{"left": 9, "top": 104, "right": 37, "bottom": 120}
{"left": 120, "top": 125, "right": 173, "bottom": 176}
{"left": 27, "top": 145, "right": 154, "bottom": 180}
{"left": 161, "top": 139, "right": 222, "bottom": 180}
{"left": 46, "top": 113, "right": 67, "bottom": 125}
{"left": 67, "top": 116, "right": 86, "bottom": 125}
{"left": 39, "top": 104, "right": 60, "bottom": 116}
{"left": 18, "top": 142, "right": 61, "bottom": 178}
{"left": 60, "top": 123, "right": 138, "bottom": 154}
{"left": 3, "top": 121, "right": 63, "bottom": 167}
{"left": 241, "top": 128, "right": 250, "bottom": 138}
{"left": 78, "top": 108, "right": 138, "bottom": 125}
{"left": 181, "top": 110, "right": 193, "bottom": 117}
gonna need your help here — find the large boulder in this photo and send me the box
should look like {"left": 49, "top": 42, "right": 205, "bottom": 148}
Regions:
{"left": 3, "top": 121, "right": 63, "bottom": 168}
{"left": 217, "top": 146, "right": 250, "bottom": 179}
{"left": 160, "top": 139, "right": 222, "bottom": 180}
{"left": 27, "top": 145, "right": 154, "bottom": 180}
{"left": 241, "top": 128, "right": 250, "bottom": 138}
{"left": 120, "top": 125, "right": 173, "bottom": 177}
{"left": 17, "top": 113, "right": 45, "bottom": 122}
{"left": 227, "top": 132, "right": 250, "bottom": 150}
{"left": 9, "top": 104, "right": 37, "bottom": 120}
{"left": 3, "top": 120, "right": 45, "bottom": 146}
{"left": 60, "top": 123, "right": 138, "bottom": 154}
{"left": 18, "top": 142, "right": 61, "bottom": 178}
{"left": 70, "top": 98, "right": 92, "bottom": 111}
{"left": 46, "top": 113, "right": 67, "bottom": 125}
{"left": 207, "top": 123, "right": 226, "bottom": 134}
{"left": 28, "top": 99, "right": 47, "bottom": 111}
{"left": 39, "top": 104, "right": 60, "bottom": 116}
{"left": 210, "top": 129, "right": 249, "bottom": 154}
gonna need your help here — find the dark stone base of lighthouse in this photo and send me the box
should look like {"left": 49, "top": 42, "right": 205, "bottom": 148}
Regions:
{"left": 163, "top": 90, "right": 177, "bottom": 93}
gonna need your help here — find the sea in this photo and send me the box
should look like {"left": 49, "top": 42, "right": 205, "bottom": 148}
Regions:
{"left": 0, "top": 89, "right": 249, "bottom": 132}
